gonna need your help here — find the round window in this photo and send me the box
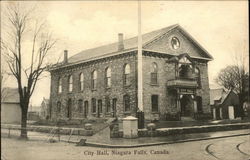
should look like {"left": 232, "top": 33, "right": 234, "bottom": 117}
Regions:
{"left": 171, "top": 37, "right": 180, "bottom": 49}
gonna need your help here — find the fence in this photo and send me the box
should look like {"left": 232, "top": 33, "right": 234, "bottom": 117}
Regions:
{"left": 1, "top": 125, "right": 90, "bottom": 143}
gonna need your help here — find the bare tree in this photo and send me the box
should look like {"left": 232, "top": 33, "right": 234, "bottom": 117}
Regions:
{"left": 1, "top": 4, "right": 56, "bottom": 139}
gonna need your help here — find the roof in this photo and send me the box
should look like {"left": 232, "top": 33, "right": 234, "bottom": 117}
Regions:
{"left": 51, "top": 24, "right": 213, "bottom": 71}
{"left": 69, "top": 24, "right": 179, "bottom": 64}
{"left": 210, "top": 88, "right": 224, "bottom": 105}
{"left": 1, "top": 88, "right": 20, "bottom": 103}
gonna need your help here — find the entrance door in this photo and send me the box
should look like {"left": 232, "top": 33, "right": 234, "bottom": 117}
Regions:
{"left": 180, "top": 95, "right": 193, "bottom": 116}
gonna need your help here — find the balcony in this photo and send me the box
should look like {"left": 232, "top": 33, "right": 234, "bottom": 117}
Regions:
{"left": 167, "top": 77, "right": 198, "bottom": 88}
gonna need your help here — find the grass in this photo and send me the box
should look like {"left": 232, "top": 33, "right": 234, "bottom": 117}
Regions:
{"left": 31, "top": 118, "right": 110, "bottom": 134}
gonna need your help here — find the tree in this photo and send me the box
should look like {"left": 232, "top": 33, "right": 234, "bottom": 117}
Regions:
{"left": 216, "top": 65, "right": 249, "bottom": 116}
{"left": 1, "top": 4, "right": 56, "bottom": 139}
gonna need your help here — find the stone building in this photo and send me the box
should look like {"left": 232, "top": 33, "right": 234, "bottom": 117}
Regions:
{"left": 49, "top": 24, "right": 213, "bottom": 121}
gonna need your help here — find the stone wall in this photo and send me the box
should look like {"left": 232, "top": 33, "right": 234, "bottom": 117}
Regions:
{"left": 50, "top": 52, "right": 137, "bottom": 121}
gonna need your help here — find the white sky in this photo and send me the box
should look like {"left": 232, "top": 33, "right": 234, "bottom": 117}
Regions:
{"left": 1, "top": 1, "right": 249, "bottom": 106}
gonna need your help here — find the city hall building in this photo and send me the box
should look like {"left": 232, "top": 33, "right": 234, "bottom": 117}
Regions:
{"left": 49, "top": 24, "right": 213, "bottom": 121}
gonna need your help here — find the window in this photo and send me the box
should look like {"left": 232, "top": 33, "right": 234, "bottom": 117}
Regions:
{"left": 67, "top": 99, "right": 72, "bottom": 119}
{"left": 78, "top": 99, "right": 83, "bottom": 113}
{"left": 98, "top": 100, "right": 102, "bottom": 114}
{"left": 151, "top": 62, "right": 158, "bottom": 84}
{"left": 91, "top": 70, "right": 97, "bottom": 90}
{"left": 105, "top": 96, "right": 111, "bottom": 113}
{"left": 171, "top": 37, "right": 180, "bottom": 49}
{"left": 124, "top": 94, "right": 130, "bottom": 112}
{"left": 58, "top": 77, "right": 62, "bottom": 93}
{"left": 124, "top": 64, "right": 130, "bottom": 86}
{"left": 196, "top": 96, "right": 203, "bottom": 113}
{"left": 112, "top": 98, "right": 117, "bottom": 115}
{"left": 91, "top": 98, "right": 96, "bottom": 113}
{"left": 151, "top": 95, "right": 159, "bottom": 112}
{"left": 195, "top": 67, "right": 201, "bottom": 87}
{"left": 105, "top": 67, "right": 111, "bottom": 88}
{"left": 68, "top": 75, "right": 73, "bottom": 92}
{"left": 57, "top": 101, "right": 61, "bottom": 112}
{"left": 79, "top": 73, "right": 84, "bottom": 91}
{"left": 84, "top": 101, "right": 88, "bottom": 117}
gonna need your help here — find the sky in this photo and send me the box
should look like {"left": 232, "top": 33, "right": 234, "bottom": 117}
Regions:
{"left": 1, "top": 1, "right": 249, "bottom": 106}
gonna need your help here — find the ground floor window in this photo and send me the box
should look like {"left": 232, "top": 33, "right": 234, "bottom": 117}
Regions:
{"left": 105, "top": 97, "right": 111, "bottom": 113}
{"left": 78, "top": 99, "right": 83, "bottom": 113}
{"left": 151, "top": 95, "right": 159, "bottom": 112}
{"left": 67, "top": 99, "right": 72, "bottom": 119}
{"left": 92, "top": 98, "right": 96, "bottom": 113}
{"left": 97, "top": 99, "right": 102, "bottom": 117}
{"left": 124, "top": 95, "right": 130, "bottom": 112}
{"left": 112, "top": 98, "right": 117, "bottom": 117}
{"left": 84, "top": 101, "right": 88, "bottom": 117}
{"left": 196, "top": 96, "right": 203, "bottom": 113}
{"left": 57, "top": 101, "right": 61, "bottom": 112}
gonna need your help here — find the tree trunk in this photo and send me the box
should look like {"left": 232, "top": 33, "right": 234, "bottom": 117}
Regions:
{"left": 20, "top": 107, "right": 28, "bottom": 139}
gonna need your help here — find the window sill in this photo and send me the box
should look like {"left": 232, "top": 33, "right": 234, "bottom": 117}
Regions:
{"left": 91, "top": 89, "right": 97, "bottom": 91}
{"left": 150, "top": 83, "right": 159, "bottom": 86}
{"left": 152, "top": 111, "right": 159, "bottom": 114}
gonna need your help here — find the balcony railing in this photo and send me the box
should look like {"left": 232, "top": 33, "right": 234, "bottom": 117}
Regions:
{"left": 167, "top": 77, "right": 198, "bottom": 88}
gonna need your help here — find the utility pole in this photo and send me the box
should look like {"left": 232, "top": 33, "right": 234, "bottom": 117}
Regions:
{"left": 137, "top": 0, "right": 144, "bottom": 129}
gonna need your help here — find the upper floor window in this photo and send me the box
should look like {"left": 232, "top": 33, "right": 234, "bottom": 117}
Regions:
{"left": 68, "top": 75, "right": 73, "bottom": 92}
{"left": 124, "top": 64, "right": 130, "bottom": 86}
{"left": 58, "top": 77, "right": 62, "bottom": 93}
{"left": 79, "top": 73, "right": 84, "bottom": 91}
{"left": 124, "top": 94, "right": 130, "bottom": 112}
{"left": 105, "top": 67, "right": 111, "bottom": 88}
{"left": 151, "top": 62, "right": 158, "bottom": 84}
{"left": 171, "top": 37, "right": 180, "bottom": 49}
{"left": 91, "top": 70, "right": 97, "bottom": 90}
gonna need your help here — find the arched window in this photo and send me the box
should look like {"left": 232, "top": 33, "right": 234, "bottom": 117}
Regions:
{"left": 151, "top": 62, "right": 158, "bottom": 84}
{"left": 58, "top": 77, "right": 62, "bottom": 93}
{"left": 195, "top": 67, "right": 201, "bottom": 87}
{"left": 124, "top": 94, "right": 130, "bottom": 112}
{"left": 68, "top": 75, "right": 73, "bottom": 92}
{"left": 91, "top": 70, "right": 97, "bottom": 90}
{"left": 78, "top": 99, "right": 83, "bottom": 113}
{"left": 57, "top": 101, "right": 61, "bottom": 112}
{"left": 79, "top": 73, "right": 84, "bottom": 91}
{"left": 124, "top": 64, "right": 130, "bottom": 86}
{"left": 105, "top": 67, "right": 111, "bottom": 88}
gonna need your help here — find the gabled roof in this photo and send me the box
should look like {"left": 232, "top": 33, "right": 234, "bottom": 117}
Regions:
{"left": 68, "top": 24, "right": 179, "bottom": 64}
{"left": 68, "top": 24, "right": 213, "bottom": 64}
{"left": 1, "top": 88, "right": 20, "bottom": 103}
{"left": 210, "top": 88, "right": 224, "bottom": 105}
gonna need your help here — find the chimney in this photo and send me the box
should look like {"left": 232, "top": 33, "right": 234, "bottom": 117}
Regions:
{"left": 64, "top": 50, "right": 68, "bottom": 63}
{"left": 118, "top": 33, "right": 124, "bottom": 51}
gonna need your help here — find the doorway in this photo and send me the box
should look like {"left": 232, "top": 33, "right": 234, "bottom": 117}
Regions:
{"left": 180, "top": 95, "right": 193, "bottom": 116}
